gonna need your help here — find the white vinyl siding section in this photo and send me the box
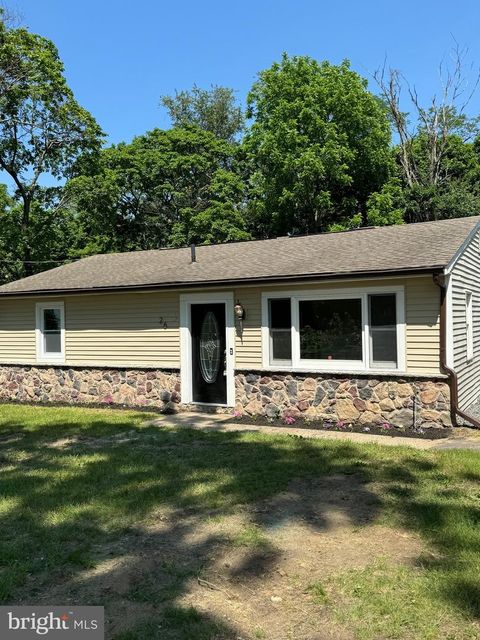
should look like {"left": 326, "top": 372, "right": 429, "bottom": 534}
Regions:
{"left": 450, "top": 229, "right": 480, "bottom": 409}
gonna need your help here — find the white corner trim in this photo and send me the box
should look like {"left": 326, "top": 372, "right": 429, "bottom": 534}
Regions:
{"left": 466, "top": 289, "right": 474, "bottom": 363}
{"left": 261, "top": 285, "right": 406, "bottom": 374}
{"left": 180, "top": 291, "right": 235, "bottom": 407}
{"left": 35, "top": 301, "right": 66, "bottom": 364}
{"left": 261, "top": 294, "right": 270, "bottom": 370}
{"left": 444, "top": 273, "right": 454, "bottom": 368}
{"left": 444, "top": 222, "right": 480, "bottom": 275}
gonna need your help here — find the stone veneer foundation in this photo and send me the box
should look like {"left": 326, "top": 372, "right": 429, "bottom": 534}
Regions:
{"left": 0, "top": 365, "right": 181, "bottom": 411}
{"left": 235, "top": 371, "right": 452, "bottom": 428}
{"left": 0, "top": 365, "right": 452, "bottom": 428}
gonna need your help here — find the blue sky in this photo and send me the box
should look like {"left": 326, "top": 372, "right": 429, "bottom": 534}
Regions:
{"left": 10, "top": 0, "right": 480, "bottom": 144}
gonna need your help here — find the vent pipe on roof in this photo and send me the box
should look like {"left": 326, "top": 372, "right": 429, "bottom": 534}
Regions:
{"left": 190, "top": 244, "right": 196, "bottom": 263}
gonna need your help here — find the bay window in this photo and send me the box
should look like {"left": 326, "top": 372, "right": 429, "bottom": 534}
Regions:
{"left": 36, "top": 302, "right": 65, "bottom": 362}
{"left": 262, "top": 287, "right": 404, "bottom": 372}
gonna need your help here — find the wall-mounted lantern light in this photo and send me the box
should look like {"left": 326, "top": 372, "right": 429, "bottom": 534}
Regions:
{"left": 234, "top": 301, "right": 246, "bottom": 335}
{"left": 234, "top": 300, "right": 245, "bottom": 322}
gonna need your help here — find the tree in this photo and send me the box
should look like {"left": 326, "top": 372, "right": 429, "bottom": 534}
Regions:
{"left": 374, "top": 45, "right": 480, "bottom": 222}
{"left": 0, "top": 15, "right": 103, "bottom": 276}
{"left": 243, "top": 55, "right": 392, "bottom": 237}
{"left": 68, "top": 126, "right": 250, "bottom": 253}
{"left": 0, "top": 188, "right": 83, "bottom": 284}
{"left": 161, "top": 84, "right": 244, "bottom": 142}
{"left": 329, "top": 177, "right": 405, "bottom": 232}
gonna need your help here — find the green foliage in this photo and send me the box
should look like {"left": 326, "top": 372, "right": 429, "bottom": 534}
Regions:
{"left": 0, "top": 13, "right": 103, "bottom": 279}
{"left": 0, "top": 27, "right": 480, "bottom": 284}
{"left": 68, "top": 126, "right": 250, "bottom": 254}
{"left": 231, "top": 524, "right": 270, "bottom": 548}
{"left": 161, "top": 84, "right": 244, "bottom": 142}
{"left": 403, "top": 133, "right": 480, "bottom": 222}
{"left": 378, "top": 134, "right": 480, "bottom": 225}
{"left": 306, "top": 581, "right": 329, "bottom": 605}
{"left": 0, "top": 23, "right": 103, "bottom": 182}
{"left": 244, "top": 54, "right": 393, "bottom": 236}
{"left": 365, "top": 179, "right": 405, "bottom": 226}
{"left": 0, "top": 189, "right": 83, "bottom": 283}
{"left": 328, "top": 132, "right": 480, "bottom": 232}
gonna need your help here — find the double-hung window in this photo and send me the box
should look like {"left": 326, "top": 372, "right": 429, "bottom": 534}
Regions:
{"left": 263, "top": 288, "right": 404, "bottom": 372}
{"left": 368, "top": 294, "right": 398, "bottom": 368}
{"left": 36, "top": 302, "right": 65, "bottom": 362}
{"left": 268, "top": 298, "right": 292, "bottom": 365}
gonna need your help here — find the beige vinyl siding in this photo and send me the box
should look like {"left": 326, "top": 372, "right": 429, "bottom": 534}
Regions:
{"left": 234, "top": 276, "right": 441, "bottom": 374}
{"left": 233, "top": 287, "right": 263, "bottom": 370}
{"left": 0, "top": 292, "right": 181, "bottom": 368}
{"left": 451, "top": 229, "right": 480, "bottom": 409}
{"left": 65, "top": 293, "right": 180, "bottom": 368}
{"left": 0, "top": 276, "right": 441, "bottom": 375}
{"left": 0, "top": 298, "right": 36, "bottom": 362}
{"left": 404, "top": 278, "right": 440, "bottom": 374}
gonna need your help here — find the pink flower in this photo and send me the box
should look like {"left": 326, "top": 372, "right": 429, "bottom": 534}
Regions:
{"left": 284, "top": 415, "right": 296, "bottom": 425}
{"left": 381, "top": 422, "right": 391, "bottom": 430}
{"left": 337, "top": 420, "right": 345, "bottom": 429}
{"left": 233, "top": 410, "right": 243, "bottom": 418}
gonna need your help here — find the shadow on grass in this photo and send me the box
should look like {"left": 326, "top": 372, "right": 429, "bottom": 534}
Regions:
{"left": 0, "top": 404, "right": 479, "bottom": 637}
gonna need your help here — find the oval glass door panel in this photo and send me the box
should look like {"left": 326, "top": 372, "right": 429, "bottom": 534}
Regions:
{"left": 199, "top": 311, "right": 221, "bottom": 383}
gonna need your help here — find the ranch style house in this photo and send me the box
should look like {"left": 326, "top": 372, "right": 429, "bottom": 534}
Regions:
{"left": 0, "top": 216, "right": 479, "bottom": 430}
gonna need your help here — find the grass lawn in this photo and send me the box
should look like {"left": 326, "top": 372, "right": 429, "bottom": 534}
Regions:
{"left": 1, "top": 403, "right": 480, "bottom": 639}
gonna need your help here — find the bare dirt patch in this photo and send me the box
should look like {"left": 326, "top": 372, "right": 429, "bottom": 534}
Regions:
{"left": 18, "top": 473, "right": 425, "bottom": 639}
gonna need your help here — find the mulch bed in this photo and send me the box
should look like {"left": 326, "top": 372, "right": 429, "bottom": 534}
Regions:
{"left": 225, "top": 415, "right": 451, "bottom": 440}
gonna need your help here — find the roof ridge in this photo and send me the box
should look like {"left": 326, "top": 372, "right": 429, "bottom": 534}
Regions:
{"left": 83, "top": 215, "right": 480, "bottom": 260}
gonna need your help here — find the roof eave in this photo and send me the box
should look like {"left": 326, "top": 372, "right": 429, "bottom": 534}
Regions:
{"left": 0, "top": 265, "right": 446, "bottom": 298}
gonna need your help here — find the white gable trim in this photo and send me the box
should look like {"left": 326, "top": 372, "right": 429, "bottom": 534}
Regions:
{"left": 444, "top": 221, "right": 480, "bottom": 275}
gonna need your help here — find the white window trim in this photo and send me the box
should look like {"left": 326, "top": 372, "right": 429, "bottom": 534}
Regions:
{"left": 267, "top": 298, "right": 292, "bottom": 367}
{"left": 35, "top": 301, "right": 65, "bottom": 364}
{"left": 261, "top": 286, "right": 406, "bottom": 374}
{"left": 466, "top": 290, "right": 474, "bottom": 362}
{"left": 368, "top": 293, "right": 399, "bottom": 370}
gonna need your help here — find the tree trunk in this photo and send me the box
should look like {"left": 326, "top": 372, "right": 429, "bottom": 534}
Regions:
{"left": 22, "top": 197, "right": 33, "bottom": 277}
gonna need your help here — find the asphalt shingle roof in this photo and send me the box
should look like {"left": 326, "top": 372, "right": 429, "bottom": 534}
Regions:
{"left": 0, "top": 216, "right": 479, "bottom": 296}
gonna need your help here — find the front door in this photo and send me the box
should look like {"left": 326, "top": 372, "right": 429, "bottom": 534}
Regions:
{"left": 191, "top": 303, "right": 227, "bottom": 404}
